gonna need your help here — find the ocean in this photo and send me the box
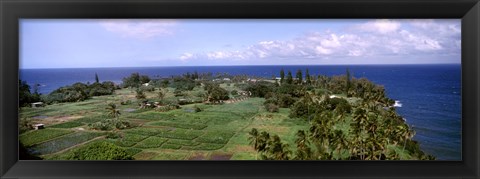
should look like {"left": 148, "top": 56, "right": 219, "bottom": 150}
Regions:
{"left": 19, "top": 64, "right": 462, "bottom": 160}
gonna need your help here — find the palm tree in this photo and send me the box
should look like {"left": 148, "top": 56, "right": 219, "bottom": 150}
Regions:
{"left": 106, "top": 103, "right": 121, "bottom": 120}
{"left": 267, "top": 135, "right": 291, "bottom": 160}
{"left": 248, "top": 128, "right": 260, "bottom": 159}
{"left": 295, "top": 130, "right": 313, "bottom": 160}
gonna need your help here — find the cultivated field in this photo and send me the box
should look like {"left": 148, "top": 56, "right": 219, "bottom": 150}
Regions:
{"left": 19, "top": 87, "right": 309, "bottom": 160}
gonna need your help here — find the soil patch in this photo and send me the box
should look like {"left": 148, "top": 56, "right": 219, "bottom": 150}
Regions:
{"left": 210, "top": 153, "right": 232, "bottom": 160}
{"left": 32, "top": 115, "right": 84, "bottom": 125}
{"left": 233, "top": 145, "right": 255, "bottom": 153}
{"left": 188, "top": 153, "right": 207, "bottom": 160}
{"left": 134, "top": 152, "right": 157, "bottom": 160}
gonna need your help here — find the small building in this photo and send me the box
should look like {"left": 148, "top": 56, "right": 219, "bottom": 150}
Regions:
{"left": 33, "top": 124, "right": 45, "bottom": 130}
{"left": 31, "top": 102, "right": 44, "bottom": 108}
{"left": 223, "top": 78, "right": 231, "bottom": 81}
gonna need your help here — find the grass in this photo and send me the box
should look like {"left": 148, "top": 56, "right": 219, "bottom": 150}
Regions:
{"left": 134, "top": 136, "right": 168, "bottom": 149}
{"left": 195, "top": 130, "right": 235, "bottom": 144}
{"left": 20, "top": 129, "right": 74, "bottom": 146}
{"left": 148, "top": 121, "right": 207, "bottom": 130}
{"left": 157, "top": 128, "right": 203, "bottom": 140}
{"left": 124, "top": 128, "right": 163, "bottom": 136}
{"left": 74, "top": 115, "right": 106, "bottom": 124}
{"left": 160, "top": 144, "right": 182, "bottom": 150}
{"left": 49, "top": 121, "right": 84, "bottom": 128}
{"left": 113, "top": 133, "right": 149, "bottom": 147}
{"left": 183, "top": 143, "right": 225, "bottom": 150}
{"left": 165, "top": 139, "right": 200, "bottom": 146}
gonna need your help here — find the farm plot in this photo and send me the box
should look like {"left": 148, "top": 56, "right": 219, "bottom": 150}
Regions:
{"left": 23, "top": 96, "right": 299, "bottom": 160}
{"left": 49, "top": 121, "right": 85, "bottom": 128}
{"left": 31, "top": 132, "right": 103, "bottom": 155}
{"left": 20, "top": 128, "right": 74, "bottom": 147}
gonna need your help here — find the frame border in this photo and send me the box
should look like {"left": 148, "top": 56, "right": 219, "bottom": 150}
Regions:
{"left": 1, "top": 0, "right": 479, "bottom": 178}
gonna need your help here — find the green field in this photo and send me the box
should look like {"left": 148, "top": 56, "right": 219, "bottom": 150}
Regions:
{"left": 20, "top": 88, "right": 308, "bottom": 160}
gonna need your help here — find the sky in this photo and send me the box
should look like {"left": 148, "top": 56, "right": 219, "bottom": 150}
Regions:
{"left": 20, "top": 19, "right": 461, "bottom": 69}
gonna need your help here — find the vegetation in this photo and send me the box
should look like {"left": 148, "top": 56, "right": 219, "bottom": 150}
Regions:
{"left": 122, "top": 72, "right": 150, "bottom": 88}
{"left": 42, "top": 81, "right": 116, "bottom": 104}
{"left": 62, "top": 141, "right": 133, "bottom": 160}
{"left": 247, "top": 69, "right": 434, "bottom": 160}
{"left": 19, "top": 80, "right": 41, "bottom": 107}
{"left": 19, "top": 69, "right": 433, "bottom": 160}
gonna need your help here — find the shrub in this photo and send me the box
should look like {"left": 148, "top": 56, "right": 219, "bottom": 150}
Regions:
{"left": 194, "top": 105, "right": 202, "bottom": 112}
{"left": 230, "top": 90, "right": 238, "bottom": 96}
{"left": 140, "top": 85, "right": 155, "bottom": 92}
{"left": 120, "top": 100, "right": 132, "bottom": 105}
{"left": 19, "top": 118, "right": 34, "bottom": 134}
{"left": 88, "top": 118, "right": 132, "bottom": 131}
{"left": 135, "top": 88, "right": 146, "bottom": 100}
{"left": 264, "top": 103, "right": 279, "bottom": 113}
{"left": 106, "top": 132, "right": 122, "bottom": 139}
{"left": 65, "top": 141, "right": 133, "bottom": 160}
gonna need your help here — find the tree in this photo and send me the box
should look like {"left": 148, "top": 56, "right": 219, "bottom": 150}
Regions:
{"left": 346, "top": 68, "right": 351, "bottom": 97}
{"left": 106, "top": 103, "right": 121, "bottom": 120}
{"left": 135, "top": 88, "right": 146, "bottom": 100}
{"left": 294, "top": 130, "right": 314, "bottom": 160}
{"left": 157, "top": 89, "right": 165, "bottom": 101}
{"left": 296, "top": 69, "right": 303, "bottom": 84}
{"left": 122, "top": 73, "right": 141, "bottom": 88}
{"left": 140, "top": 75, "right": 151, "bottom": 84}
{"left": 305, "top": 68, "right": 311, "bottom": 85}
{"left": 280, "top": 69, "right": 285, "bottom": 84}
{"left": 19, "top": 80, "right": 41, "bottom": 107}
{"left": 286, "top": 71, "right": 293, "bottom": 84}
{"left": 248, "top": 128, "right": 260, "bottom": 159}
{"left": 95, "top": 73, "right": 99, "bottom": 83}
{"left": 204, "top": 83, "right": 229, "bottom": 104}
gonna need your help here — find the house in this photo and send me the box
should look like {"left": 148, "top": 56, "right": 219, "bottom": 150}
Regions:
{"left": 33, "top": 124, "right": 44, "bottom": 130}
{"left": 31, "top": 102, "right": 44, "bottom": 108}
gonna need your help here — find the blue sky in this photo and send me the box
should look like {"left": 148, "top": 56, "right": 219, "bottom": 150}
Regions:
{"left": 20, "top": 19, "right": 461, "bottom": 69}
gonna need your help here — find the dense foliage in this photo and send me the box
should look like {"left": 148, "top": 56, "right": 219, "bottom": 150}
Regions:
{"left": 204, "top": 82, "right": 229, "bottom": 103}
{"left": 122, "top": 72, "right": 151, "bottom": 88}
{"left": 64, "top": 141, "right": 133, "bottom": 160}
{"left": 19, "top": 80, "right": 42, "bottom": 107}
{"left": 44, "top": 81, "right": 116, "bottom": 104}
{"left": 249, "top": 68, "right": 435, "bottom": 160}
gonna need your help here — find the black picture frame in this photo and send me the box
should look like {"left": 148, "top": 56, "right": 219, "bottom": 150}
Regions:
{"left": 1, "top": 0, "right": 479, "bottom": 178}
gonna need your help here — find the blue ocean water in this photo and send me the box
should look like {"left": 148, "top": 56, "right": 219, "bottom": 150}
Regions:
{"left": 19, "top": 64, "right": 461, "bottom": 160}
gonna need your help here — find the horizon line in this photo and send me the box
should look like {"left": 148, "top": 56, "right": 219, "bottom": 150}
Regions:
{"left": 20, "top": 63, "right": 461, "bottom": 70}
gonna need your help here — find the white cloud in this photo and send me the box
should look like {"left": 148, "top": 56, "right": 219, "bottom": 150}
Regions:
{"left": 177, "top": 19, "right": 460, "bottom": 63}
{"left": 399, "top": 30, "right": 442, "bottom": 51}
{"left": 321, "top": 34, "right": 341, "bottom": 48}
{"left": 356, "top": 19, "right": 401, "bottom": 34}
{"left": 179, "top": 53, "right": 194, "bottom": 61}
{"left": 100, "top": 19, "right": 176, "bottom": 39}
